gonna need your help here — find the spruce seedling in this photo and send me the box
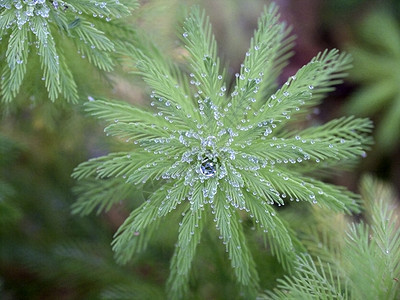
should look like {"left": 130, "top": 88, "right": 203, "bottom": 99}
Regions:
{"left": 0, "top": 0, "right": 137, "bottom": 103}
{"left": 73, "top": 4, "right": 372, "bottom": 298}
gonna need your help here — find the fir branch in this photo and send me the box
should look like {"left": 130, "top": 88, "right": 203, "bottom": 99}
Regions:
{"left": 73, "top": 3, "right": 372, "bottom": 298}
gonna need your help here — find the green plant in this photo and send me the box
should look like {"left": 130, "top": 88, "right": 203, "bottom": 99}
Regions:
{"left": 72, "top": 3, "right": 373, "bottom": 298}
{"left": 0, "top": 134, "right": 21, "bottom": 227}
{"left": 262, "top": 175, "right": 400, "bottom": 299}
{"left": 0, "top": 0, "right": 137, "bottom": 103}
{"left": 343, "top": 9, "right": 400, "bottom": 152}
{"left": 0, "top": 127, "right": 164, "bottom": 299}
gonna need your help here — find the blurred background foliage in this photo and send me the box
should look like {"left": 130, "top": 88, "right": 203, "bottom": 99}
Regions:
{"left": 1, "top": 0, "right": 399, "bottom": 299}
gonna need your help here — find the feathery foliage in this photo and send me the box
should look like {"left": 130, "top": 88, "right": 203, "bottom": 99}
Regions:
{"left": 260, "top": 176, "right": 400, "bottom": 300}
{"left": 263, "top": 253, "right": 350, "bottom": 299}
{"left": 345, "top": 176, "right": 400, "bottom": 299}
{"left": 0, "top": 0, "right": 137, "bottom": 103}
{"left": 343, "top": 9, "right": 400, "bottom": 152}
{"left": 73, "top": 3, "right": 372, "bottom": 298}
{"left": 263, "top": 175, "right": 400, "bottom": 299}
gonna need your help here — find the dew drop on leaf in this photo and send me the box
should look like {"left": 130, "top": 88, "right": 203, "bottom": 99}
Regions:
{"left": 200, "top": 159, "right": 217, "bottom": 177}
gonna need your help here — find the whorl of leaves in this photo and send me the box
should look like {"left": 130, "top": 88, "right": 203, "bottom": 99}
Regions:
{"left": 73, "top": 3, "right": 372, "bottom": 299}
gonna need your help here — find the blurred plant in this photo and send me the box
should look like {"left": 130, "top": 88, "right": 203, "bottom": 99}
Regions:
{"left": 0, "top": 108, "right": 166, "bottom": 299}
{"left": 72, "top": 3, "right": 372, "bottom": 298}
{"left": 343, "top": 10, "right": 400, "bottom": 153}
{"left": 0, "top": 0, "right": 137, "bottom": 103}
{"left": 0, "top": 134, "right": 21, "bottom": 227}
{"left": 262, "top": 175, "right": 400, "bottom": 299}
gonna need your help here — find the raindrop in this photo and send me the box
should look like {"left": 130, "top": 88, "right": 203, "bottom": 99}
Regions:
{"left": 200, "top": 159, "right": 217, "bottom": 177}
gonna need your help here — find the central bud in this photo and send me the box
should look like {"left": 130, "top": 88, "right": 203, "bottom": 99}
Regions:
{"left": 198, "top": 136, "right": 219, "bottom": 178}
{"left": 200, "top": 158, "right": 217, "bottom": 177}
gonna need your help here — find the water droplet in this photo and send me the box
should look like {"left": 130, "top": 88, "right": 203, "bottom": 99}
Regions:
{"left": 200, "top": 159, "right": 217, "bottom": 177}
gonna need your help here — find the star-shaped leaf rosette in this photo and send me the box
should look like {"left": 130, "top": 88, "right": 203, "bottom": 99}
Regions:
{"left": 72, "top": 4, "right": 372, "bottom": 298}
